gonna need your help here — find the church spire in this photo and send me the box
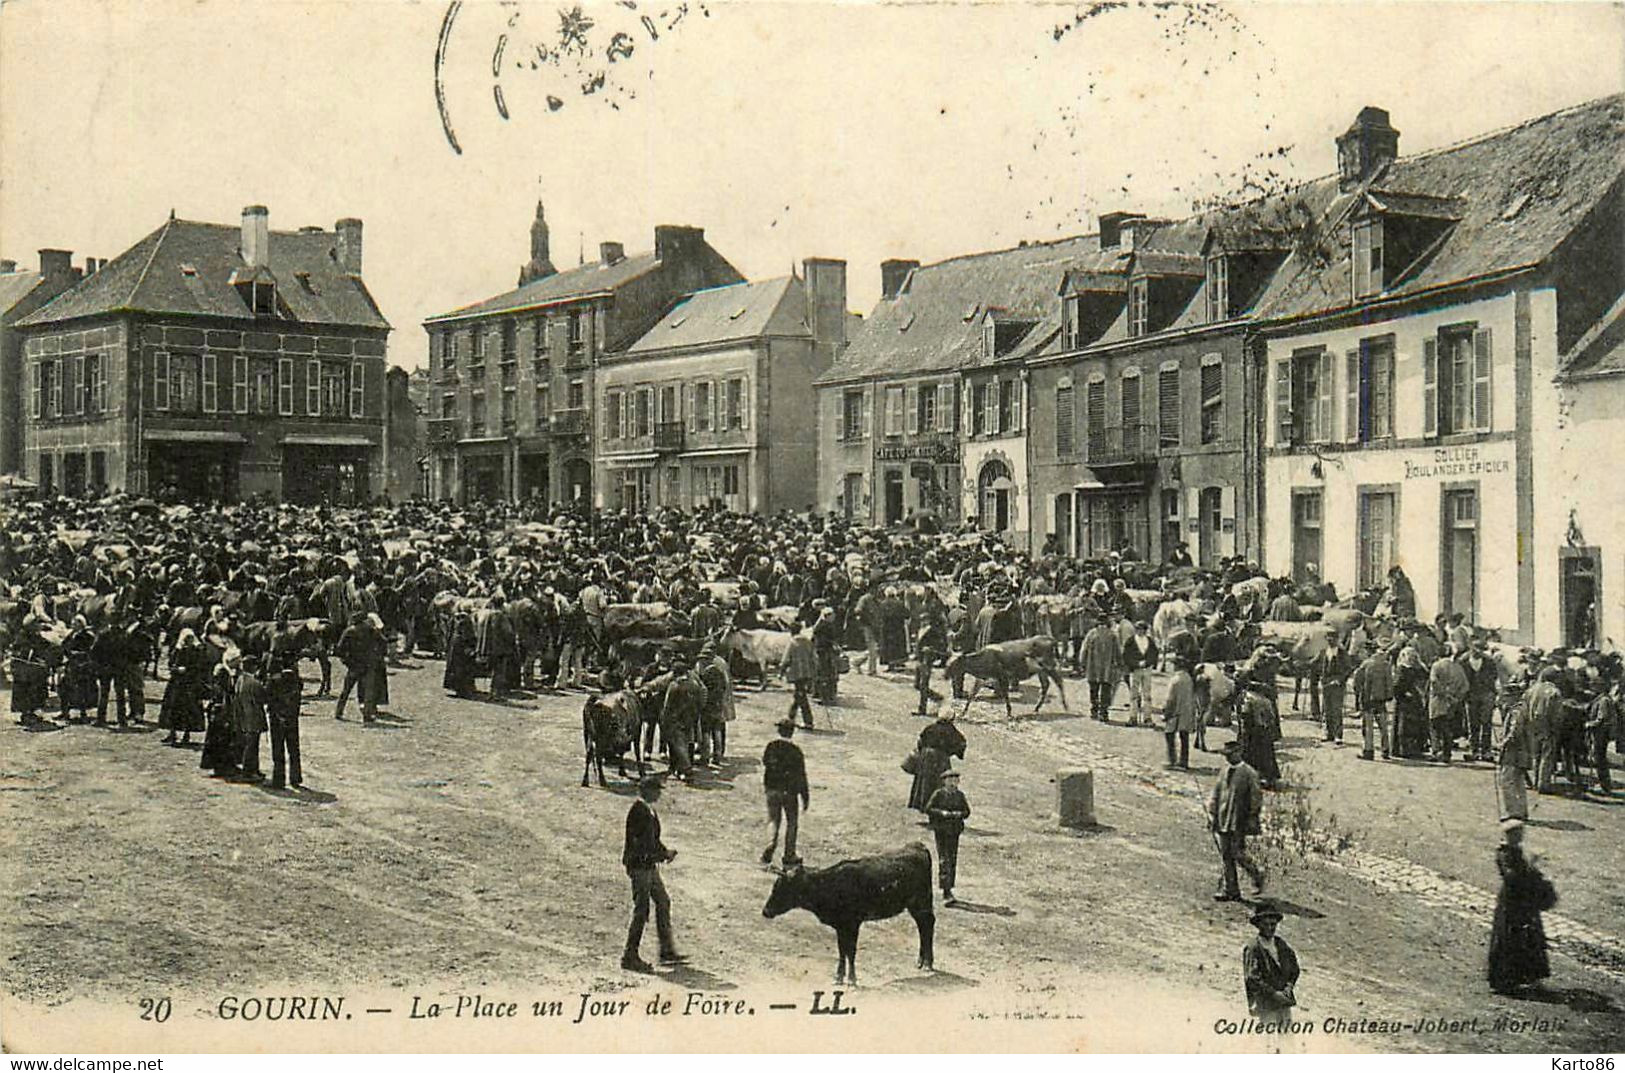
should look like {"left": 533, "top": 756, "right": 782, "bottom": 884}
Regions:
{"left": 518, "top": 199, "right": 556, "bottom": 285}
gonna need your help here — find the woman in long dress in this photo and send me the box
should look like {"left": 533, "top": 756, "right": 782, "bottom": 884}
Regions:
{"left": 1488, "top": 820, "right": 1556, "bottom": 995}
{"left": 1393, "top": 647, "right": 1429, "bottom": 758}
{"left": 159, "top": 629, "right": 209, "bottom": 746}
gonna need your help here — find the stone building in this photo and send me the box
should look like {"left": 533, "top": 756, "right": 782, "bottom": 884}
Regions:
{"left": 815, "top": 241, "right": 1092, "bottom": 528}
{"left": 0, "top": 252, "right": 91, "bottom": 476}
{"left": 1259, "top": 97, "right": 1624, "bottom": 644}
{"left": 15, "top": 207, "right": 390, "bottom": 502}
{"left": 597, "top": 262, "right": 846, "bottom": 513}
{"left": 421, "top": 204, "right": 742, "bottom": 505}
{"left": 383, "top": 365, "right": 427, "bottom": 501}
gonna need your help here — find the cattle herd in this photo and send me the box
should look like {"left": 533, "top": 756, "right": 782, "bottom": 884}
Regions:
{"left": 3, "top": 491, "right": 1622, "bottom": 978}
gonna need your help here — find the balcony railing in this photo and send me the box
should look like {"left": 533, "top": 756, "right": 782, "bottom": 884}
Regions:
{"left": 654, "top": 422, "right": 685, "bottom": 451}
{"left": 550, "top": 408, "right": 589, "bottom": 437}
{"left": 1084, "top": 422, "right": 1157, "bottom": 466}
{"left": 426, "top": 418, "right": 460, "bottom": 446}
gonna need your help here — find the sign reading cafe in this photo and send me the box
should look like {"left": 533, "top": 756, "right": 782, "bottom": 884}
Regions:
{"left": 1402, "top": 443, "right": 1512, "bottom": 481}
{"left": 875, "top": 441, "right": 959, "bottom": 463}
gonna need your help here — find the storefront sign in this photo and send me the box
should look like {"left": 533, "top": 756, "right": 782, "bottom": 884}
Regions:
{"left": 1402, "top": 444, "right": 1512, "bottom": 481}
{"left": 876, "top": 441, "right": 958, "bottom": 462}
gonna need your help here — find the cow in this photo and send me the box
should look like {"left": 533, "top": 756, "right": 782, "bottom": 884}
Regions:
{"left": 722, "top": 628, "right": 794, "bottom": 689}
{"left": 1151, "top": 598, "right": 1200, "bottom": 650}
{"left": 581, "top": 691, "right": 646, "bottom": 787}
{"left": 947, "top": 637, "right": 1068, "bottom": 718}
{"left": 603, "top": 602, "right": 691, "bottom": 644}
{"left": 1256, "top": 616, "right": 1369, "bottom": 711}
{"left": 1121, "top": 588, "right": 1166, "bottom": 626}
{"left": 505, "top": 596, "right": 552, "bottom": 686}
{"left": 612, "top": 637, "right": 706, "bottom": 684}
{"left": 1231, "top": 576, "right": 1272, "bottom": 619}
{"left": 756, "top": 605, "right": 802, "bottom": 632}
{"left": 761, "top": 843, "right": 936, "bottom": 986}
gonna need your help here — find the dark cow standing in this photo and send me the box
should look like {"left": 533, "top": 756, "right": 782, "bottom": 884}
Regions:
{"left": 761, "top": 842, "right": 936, "bottom": 985}
{"left": 581, "top": 691, "right": 647, "bottom": 787}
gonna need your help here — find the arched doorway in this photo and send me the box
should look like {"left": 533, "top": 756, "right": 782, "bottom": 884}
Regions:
{"left": 977, "top": 458, "right": 1013, "bottom": 532}
{"left": 562, "top": 457, "right": 592, "bottom": 505}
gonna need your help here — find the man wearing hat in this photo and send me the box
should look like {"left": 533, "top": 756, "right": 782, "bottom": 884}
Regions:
{"left": 760, "top": 718, "right": 810, "bottom": 867}
{"left": 1242, "top": 900, "right": 1300, "bottom": 1027}
{"left": 621, "top": 776, "right": 684, "bottom": 972}
{"left": 1462, "top": 639, "right": 1500, "bottom": 762}
{"left": 924, "top": 767, "right": 971, "bottom": 906}
{"left": 1351, "top": 636, "right": 1395, "bottom": 760}
{"left": 1209, "top": 739, "right": 1264, "bottom": 901}
{"left": 660, "top": 655, "right": 705, "bottom": 781}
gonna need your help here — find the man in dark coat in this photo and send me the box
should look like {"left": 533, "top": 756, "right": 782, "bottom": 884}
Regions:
{"left": 91, "top": 616, "right": 129, "bottom": 726}
{"left": 760, "top": 718, "right": 809, "bottom": 867}
{"left": 1488, "top": 820, "right": 1555, "bottom": 994}
{"left": 1242, "top": 901, "right": 1300, "bottom": 1027}
{"left": 660, "top": 658, "right": 705, "bottom": 781}
{"left": 335, "top": 613, "right": 388, "bottom": 722}
{"left": 229, "top": 650, "right": 269, "bottom": 783}
{"left": 1209, "top": 739, "right": 1264, "bottom": 901}
{"left": 914, "top": 611, "right": 948, "bottom": 718}
{"left": 266, "top": 651, "right": 304, "bottom": 790}
{"left": 622, "top": 777, "right": 684, "bottom": 972}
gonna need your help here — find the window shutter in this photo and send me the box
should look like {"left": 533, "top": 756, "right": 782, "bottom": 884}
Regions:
{"left": 307, "top": 359, "right": 321, "bottom": 415}
{"left": 1159, "top": 367, "right": 1180, "bottom": 447}
{"left": 278, "top": 358, "right": 293, "bottom": 415}
{"left": 1345, "top": 350, "right": 1360, "bottom": 443}
{"left": 905, "top": 384, "right": 919, "bottom": 435}
{"left": 1013, "top": 379, "right": 1025, "bottom": 433}
{"left": 1087, "top": 379, "right": 1106, "bottom": 451}
{"left": 31, "top": 362, "right": 42, "bottom": 419}
{"left": 1055, "top": 384, "right": 1074, "bottom": 458}
{"left": 1473, "top": 327, "right": 1493, "bottom": 431}
{"left": 351, "top": 362, "right": 365, "bottom": 417}
{"left": 1274, "top": 359, "right": 1291, "bottom": 446}
{"left": 710, "top": 379, "right": 720, "bottom": 432}
{"left": 1422, "top": 337, "right": 1438, "bottom": 438}
{"left": 99, "top": 352, "right": 110, "bottom": 412}
{"left": 859, "top": 387, "right": 872, "bottom": 439}
{"left": 1316, "top": 350, "right": 1334, "bottom": 444}
{"left": 983, "top": 384, "right": 997, "bottom": 435}
{"left": 962, "top": 383, "right": 973, "bottom": 432}
{"left": 688, "top": 384, "right": 699, "bottom": 432}
{"left": 1218, "top": 485, "right": 1237, "bottom": 557}
{"left": 739, "top": 377, "right": 750, "bottom": 431}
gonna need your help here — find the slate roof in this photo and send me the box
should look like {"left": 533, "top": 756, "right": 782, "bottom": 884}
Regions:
{"left": 1254, "top": 94, "right": 1625, "bottom": 323}
{"left": 16, "top": 218, "right": 389, "bottom": 330}
{"left": 0, "top": 271, "right": 45, "bottom": 317}
{"left": 624, "top": 276, "right": 806, "bottom": 354}
{"left": 424, "top": 253, "right": 662, "bottom": 323}
{"left": 816, "top": 234, "right": 1099, "bottom": 385}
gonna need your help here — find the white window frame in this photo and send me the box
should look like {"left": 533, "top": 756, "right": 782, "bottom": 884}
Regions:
{"left": 278, "top": 358, "right": 294, "bottom": 415}
{"left": 202, "top": 353, "right": 219, "bottom": 413}
{"left": 884, "top": 386, "right": 904, "bottom": 437}
{"left": 233, "top": 354, "right": 250, "bottom": 414}
{"left": 1128, "top": 277, "right": 1149, "bottom": 337}
{"left": 306, "top": 359, "right": 321, "bottom": 415}
{"left": 153, "top": 351, "right": 170, "bottom": 412}
{"left": 31, "top": 360, "right": 43, "bottom": 419}
{"left": 350, "top": 360, "right": 365, "bottom": 418}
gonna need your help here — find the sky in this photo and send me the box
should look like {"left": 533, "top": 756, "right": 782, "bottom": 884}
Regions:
{"left": 1, "top": 0, "right": 1621, "bottom": 371}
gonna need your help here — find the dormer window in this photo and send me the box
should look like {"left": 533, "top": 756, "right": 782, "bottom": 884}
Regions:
{"left": 1205, "top": 255, "right": 1230, "bottom": 322}
{"left": 251, "top": 280, "right": 277, "bottom": 317}
{"left": 984, "top": 319, "right": 997, "bottom": 358}
{"left": 1127, "top": 278, "right": 1149, "bottom": 337}
{"left": 1353, "top": 219, "right": 1384, "bottom": 298}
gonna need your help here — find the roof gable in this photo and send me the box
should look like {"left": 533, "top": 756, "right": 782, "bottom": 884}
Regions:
{"left": 16, "top": 218, "right": 389, "bottom": 330}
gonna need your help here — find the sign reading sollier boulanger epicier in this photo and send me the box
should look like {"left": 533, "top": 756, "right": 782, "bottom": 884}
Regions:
{"left": 1399, "top": 442, "right": 1514, "bottom": 482}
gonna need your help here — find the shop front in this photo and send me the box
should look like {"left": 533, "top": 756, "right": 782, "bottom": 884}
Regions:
{"left": 143, "top": 429, "right": 246, "bottom": 502}
{"left": 282, "top": 434, "right": 378, "bottom": 506}
{"left": 877, "top": 438, "right": 959, "bottom": 528}
{"left": 604, "top": 452, "right": 659, "bottom": 511}
{"left": 458, "top": 439, "right": 508, "bottom": 504}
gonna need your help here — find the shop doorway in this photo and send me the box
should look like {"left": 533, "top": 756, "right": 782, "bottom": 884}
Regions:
{"left": 977, "top": 459, "right": 1011, "bottom": 532}
{"left": 562, "top": 457, "right": 592, "bottom": 504}
{"left": 1357, "top": 488, "right": 1398, "bottom": 590}
{"left": 148, "top": 444, "right": 239, "bottom": 502}
{"left": 284, "top": 446, "right": 371, "bottom": 505}
{"left": 1291, "top": 490, "right": 1323, "bottom": 583}
{"left": 884, "top": 469, "right": 905, "bottom": 526}
{"left": 1198, "top": 486, "right": 1223, "bottom": 568}
{"left": 1440, "top": 488, "right": 1479, "bottom": 623}
{"left": 1559, "top": 548, "right": 1601, "bottom": 648}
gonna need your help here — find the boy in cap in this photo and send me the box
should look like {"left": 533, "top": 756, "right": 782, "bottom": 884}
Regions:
{"left": 924, "top": 768, "right": 971, "bottom": 906}
{"left": 760, "top": 718, "right": 809, "bottom": 867}
{"left": 1242, "top": 900, "right": 1299, "bottom": 1027}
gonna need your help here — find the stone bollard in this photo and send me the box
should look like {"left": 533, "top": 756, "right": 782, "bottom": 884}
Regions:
{"left": 1057, "top": 768, "right": 1096, "bottom": 829}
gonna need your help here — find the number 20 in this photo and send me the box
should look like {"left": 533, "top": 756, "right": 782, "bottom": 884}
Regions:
{"left": 138, "top": 998, "right": 171, "bottom": 1023}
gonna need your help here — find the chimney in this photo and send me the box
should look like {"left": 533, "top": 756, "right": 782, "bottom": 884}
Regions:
{"left": 83, "top": 258, "right": 100, "bottom": 275}
{"left": 1098, "top": 211, "right": 1146, "bottom": 250}
{"left": 241, "top": 205, "right": 270, "bottom": 269}
{"left": 1336, "top": 106, "right": 1400, "bottom": 190}
{"left": 0, "top": 259, "right": 17, "bottom": 274}
{"left": 335, "top": 218, "right": 363, "bottom": 275}
{"left": 654, "top": 224, "right": 704, "bottom": 264}
{"left": 599, "top": 241, "right": 625, "bottom": 266}
{"left": 880, "top": 259, "right": 919, "bottom": 301}
{"left": 803, "top": 258, "right": 848, "bottom": 351}
{"left": 39, "top": 249, "right": 74, "bottom": 280}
